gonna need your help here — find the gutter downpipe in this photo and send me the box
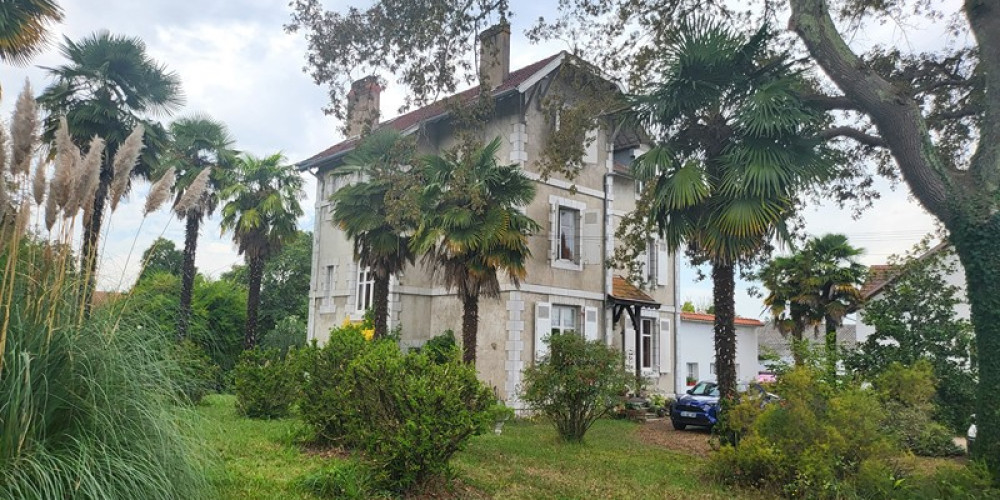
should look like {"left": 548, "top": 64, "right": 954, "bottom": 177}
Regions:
{"left": 603, "top": 171, "right": 613, "bottom": 346}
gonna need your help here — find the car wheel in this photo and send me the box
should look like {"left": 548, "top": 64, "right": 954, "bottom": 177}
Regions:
{"left": 672, "top": 420, "right": 686, "bottom": 431}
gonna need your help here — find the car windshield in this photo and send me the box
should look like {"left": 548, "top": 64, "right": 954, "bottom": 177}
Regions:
{"left": 689, "top": 382, "right": 719, "bottom": 397}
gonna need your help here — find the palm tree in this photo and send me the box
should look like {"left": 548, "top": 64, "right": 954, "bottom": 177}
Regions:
{"left": 0, "top": 0, "right": 63, "bottom": 67}
{"left": 167, "top": 116, "right": 237, "bottom": 340}
{"left": 38, "top": 31, "right": 182, "bottom": 312}
{"left": 412, "top": 138, "right": 539, "bottom": 364}
{"left": 759, "top": 235, "right": 867, "bottom": 370}
{"left": 330, "top": 130, "right": 418, "bottom": 340}
{"left": 220, "top": 153, "right": 303, "bottom": 349}
{"left": 627, "top": 20, "right": 832, "bottom": 400}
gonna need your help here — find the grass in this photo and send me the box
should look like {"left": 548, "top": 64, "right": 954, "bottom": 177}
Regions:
{"left": 199, "top": 394, "right": 736, "bottom": 499}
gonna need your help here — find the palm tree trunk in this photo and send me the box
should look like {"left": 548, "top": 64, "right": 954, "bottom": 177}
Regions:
{"left": 824, "top": 315, "right": 839, "bottom": 383}
{"left": 373, "top": 272, "right": 390, "bottom": 339}
{"left": 79, "top": 160, "right": 111, "bottom": 318}
{"left": 461, "top": 293, "right": 479, "bottom": 364}
{"left": 791, "top": 317, "right": 806, "bottom": 366}
{"left": 712, "top": 261, "right": 737, "bottom": 401}
{"left": 177, "top": 213, "right": 200, "bottom": 340}
{"left": 245, "top": 255, "right": 265, "bottom": 349}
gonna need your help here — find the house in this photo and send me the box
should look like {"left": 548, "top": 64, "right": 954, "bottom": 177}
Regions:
{"left": 296, "top": 24, "right": 681, "bottom": 409}
{"left": 675, "top": 312, "right": 762, "bottom": 395}
{"left": 856, "top": 242, "right": 968, "bottom": 344}
{"left": 756, "top": 322, "right": 857, "bottom": 370}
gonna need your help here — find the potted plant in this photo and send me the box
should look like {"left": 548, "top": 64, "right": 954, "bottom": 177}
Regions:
{"left": 686, "top": 376, "right": 697, "bottom": 386}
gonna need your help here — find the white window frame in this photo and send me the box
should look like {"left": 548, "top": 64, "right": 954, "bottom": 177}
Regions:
{"left": 558, "top": 207, "right": 581, "bottom": 264}
{"left": 687, "top": 362, "right": 699, "bottom": 381}
{"left": 550, "top": 305, "right": 579, "bottom": 336}
{"left": 550, "top": 196, "right": 586, "bottom": 271}
{"left": 646, "top": 239, "right": 657, "bottom": 285}
{"left": 640, "top": 317, "right": 654, "bottom": 371}
{"left": 325, "top": 265, "right": 336, "bottom": 293}
{"left": 355, "top": 267, "right": 374, "bottom": 313}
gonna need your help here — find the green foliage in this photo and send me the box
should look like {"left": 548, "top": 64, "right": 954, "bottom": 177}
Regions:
{"left": 171, "top": 338, "right": 219, "bottom": 405}
{"left": 419, "top": 329, "right": 459, "bottom": 363}
{"left": 138, "top": 237, "right": 184, "bottom": 282}
{"left": 846, "top": 243, "right": 976, "bottom": 433}
{"left": 0, "top": 242, "right": 210, "bottom": 499}
{"left": 344, "top": 342, "right": 497, "bottom": 492}
{"left": 874, "top": 362, "right": 964, "bottom": 457}
{"left": 296, "top": 461, "right": 378, "bottom": 500}
{"left": 233, "top": 347, "right": 295, "bottom": 419}
{"left": 520, "top": 332, "right": 632, "bottom": 442}
{"left": 295, "top": 321, "right": 372, "bottom": 442}
{"left": 709, "top": 366, "right": 896, "bottom": 497}
{"left": 260, "top": 315, "right": 308, "bottom": 356}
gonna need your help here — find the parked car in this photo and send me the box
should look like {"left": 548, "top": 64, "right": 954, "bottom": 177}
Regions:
{"left": 968, "top": 415, "right": 977, "bottom": 455}
{"left": 670, "top": 381, "right": 778, "bottom": 431}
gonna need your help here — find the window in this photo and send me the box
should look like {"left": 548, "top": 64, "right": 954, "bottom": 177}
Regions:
{"left": 325, "top": 265, "right": 335, "bottom": 293}
{"left": 634, "top": 179, "right": 644, "bottom": 197}
{"left": 550, "top": 305, "right": 579, "bottom": 336}
{"left": 640, "top": 318, "right": 654, "bottom": 370}
{"left": 355, "top": 267, "right": 374, "bottom": 312}
{"left": 558, "top": 207, "right": 580, "bottom": 263}
{"left": 686, "top": 362, "right": 699, "bottom": 381}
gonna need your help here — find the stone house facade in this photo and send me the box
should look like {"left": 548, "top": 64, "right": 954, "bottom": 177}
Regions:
{"left": 296, "top": 26, "right": 680, "bottom": 408}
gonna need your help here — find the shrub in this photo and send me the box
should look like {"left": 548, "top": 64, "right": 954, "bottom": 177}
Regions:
{"left": 420, "top": 329, "right": 458, "bottom": 363}
{"left": 346, "top": 342, "right": 497, "bottom": 492}
{"left": 520, "top": 332, "right": 632, "bottom": 442}
{"left": 295, "top": 322, "right": 371, "bottom": 442}
{"left": 875, "top": 362, "right": 964, "bottom": 457}
{"left": 709, "top": 366, "right": 897, "bottom": 498}
{"left": 171, "top": 338, "right": 220, "bottom": 404}
{"left": 233, "top": 347, "right": 295, "bottom": 419}
{"left": 260, "top": 315, "right": 307, "bottom": 356}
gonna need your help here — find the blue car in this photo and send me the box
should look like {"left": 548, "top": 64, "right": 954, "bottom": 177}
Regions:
{"left": 671, "top": 381, "right": 777, "bottom": 430}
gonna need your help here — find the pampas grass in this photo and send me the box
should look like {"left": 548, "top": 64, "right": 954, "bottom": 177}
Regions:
{"left": 10, "top": 81, "right": 38, "bottom": 176}
{"left": 174, "top": 167, "right": 210, "bottom": 216}
{"left": 145, "top": 167, "right": 175, "bottom": 216}
{"left": 110, "top": 125, "right": 145, "bottom": 211}
{"left": 31, "top": 159, "right": 46, "bottom": 205}
{"left": 52, "top": 117, "right": 76, "bottom": 210}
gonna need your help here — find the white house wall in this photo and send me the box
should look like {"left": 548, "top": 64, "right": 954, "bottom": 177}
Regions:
{"left": 675, "top": 320, "right": 760, "bottom": 396}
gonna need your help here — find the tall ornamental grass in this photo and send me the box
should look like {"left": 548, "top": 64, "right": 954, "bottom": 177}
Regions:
{"left": 0, "top": 82, "right": 210, "bottom": 499}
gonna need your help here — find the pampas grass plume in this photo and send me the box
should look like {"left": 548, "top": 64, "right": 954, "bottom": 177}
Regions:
{"left": 53, "top": 117, "right": 76, "bottom": 209}
{"left": 32, "top": 159, "right": 47, "bottom": 205}
{"left": 174, "top": 167, "right": 211, "bottom": 216}
{"left": 111, "top": 124, "right": 144, "bottom": 210}
{"left": 14, "top": 199, "right": 30, "bottom": 238}
{"left": 144, "top": 167, "right": 175, "bottom": 216}
{"left": 79, "top": 136, "right": 105, "bottom": 212}
{"left": 10, "top": 80, "right": 39, "bottom": 176}
{"left": 44, "top": 187, "right": 58, "bottom": 231}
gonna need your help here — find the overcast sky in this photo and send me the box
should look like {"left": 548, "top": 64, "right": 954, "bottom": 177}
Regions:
{"left": 0, "top": 0, "right": 952, "bottom": 317}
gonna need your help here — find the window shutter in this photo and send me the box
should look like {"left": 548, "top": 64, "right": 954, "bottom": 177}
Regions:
{"left": 659, "top": 316, "right": 671, "bottom": 374}
{"left": 583, "top": 128, "right": 599, "bottom": 164}
{"left": 656, "top": 241, "right": 669, "bottom": 286}
{"left": 584, "top": 306, "right": 599, "bottom": 342}
{"left": 581, "top": 210, "right": 600, "bottom": 265}
{"left": 535, "top": 302, "right": 552, "bottom": 361}
{"left": 549, "top": 203, "right": 558, "bottom": 262}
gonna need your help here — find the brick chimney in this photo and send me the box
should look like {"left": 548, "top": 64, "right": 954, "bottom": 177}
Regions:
{"left": 479, "top": 22, "right": 510, "bottom": 88}
{"left": 346, "top": 76, "right": 381, "bottom": 137}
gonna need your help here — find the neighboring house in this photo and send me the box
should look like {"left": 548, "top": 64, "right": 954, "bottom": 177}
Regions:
{"left": 756, "top": 322, "right": 857, "bottom": 371}
{"left": 675, "top": 312, "right": 762, "bottom": 395}
{"left": 296, "top": 24, "right": 681, "bottom": 409}
{"left": 856, "top": 242, "right": 969, "bottom": 344}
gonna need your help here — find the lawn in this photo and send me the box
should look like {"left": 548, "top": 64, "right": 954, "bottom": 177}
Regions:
{"left": 197, "top": 394, "right": 736, "bottom": 499}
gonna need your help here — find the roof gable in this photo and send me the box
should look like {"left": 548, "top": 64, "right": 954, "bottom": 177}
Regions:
{"left": 298, "top": 53, "right": 565, "bottom": 171}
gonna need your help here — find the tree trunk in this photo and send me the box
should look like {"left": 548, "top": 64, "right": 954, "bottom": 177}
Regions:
{"left": 951, "top": 218, "right": 1000, "bottom": 472}
{"left": 791, "top": 317, "right": 806, "bottom": 366}
{"left": 461, "top": 293, "right": 479, "bottom": 365}
{"left": 824, "top": 315, "right": 838, "bottom": 384}
{"left": 245, "top": 255, "right": 265, "bottom": 349}
{"left": 79, "top": 159, "right": 112, "bottom": 318}
{"left": 712, "top": 261, "right": 737, "bottom": 401}
{"left": 373, "top": 272, "right": 389, "bottom": 339}
{"left": 177, "top": 213, "right": 200, "bottom": 340}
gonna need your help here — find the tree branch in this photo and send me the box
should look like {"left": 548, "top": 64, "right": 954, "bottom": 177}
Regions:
{"left": 818, "top": 127, "right": 887, "bottom": 148}
{"left": 964, "top": 0, "right": 1000, "bottom": 191}
{"left": 788, "top": 0, "right": 957, "bottom": 222}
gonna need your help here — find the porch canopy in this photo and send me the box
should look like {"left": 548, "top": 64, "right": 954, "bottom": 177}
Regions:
{"left": 609, "top": 276, "right": 660, "bottom": 379}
